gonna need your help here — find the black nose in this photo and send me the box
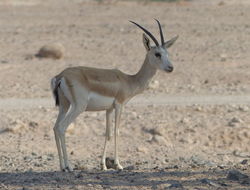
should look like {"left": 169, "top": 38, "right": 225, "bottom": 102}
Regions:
{"left": 167, "top": 65, "right": 173, "bottom": 72}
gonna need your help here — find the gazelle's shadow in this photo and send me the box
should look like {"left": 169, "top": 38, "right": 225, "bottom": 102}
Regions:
{"left": 0, "top": 169, "right": 248, "bottom": 189}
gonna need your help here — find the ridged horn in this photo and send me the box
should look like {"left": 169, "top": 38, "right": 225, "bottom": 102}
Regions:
{"left": 129, "top": 20, "right": 159, "bottom": 47}
{"left": 155, "top": 19, "right": 164, "bottom": 46}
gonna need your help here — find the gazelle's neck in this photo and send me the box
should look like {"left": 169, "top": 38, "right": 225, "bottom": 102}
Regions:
{"left": 131, "top": 55, "right": 157, "bottom": 94}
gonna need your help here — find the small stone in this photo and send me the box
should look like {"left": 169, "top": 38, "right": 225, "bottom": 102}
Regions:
{"left": 180, "top": 117, "right": 189, "bottom": 124}
{"left": 231, "top": 117, "right": 242, "bottom": 123}
{"left": 1, "top": 60, "right": 8, "bottom": 64}
{"left": 124, "top": 165, "right": 135, "bottom": 170}
{"left": 148, "top": 80, "right": 159, "bottom": 89}
{"left": 201, "top": 178, "right": 219, "bottom": 187}
{"left": 66, "top": 123, "right": 75, "bottom": 135}
{"left": 227, "top": 170, "right": 249, "bottom": 181}
{"left": 36, "top": 42, "right": 65, "bottom": 59}
{"left": 0, "top": 183, "right": 8, "bottom": 189}
{"left": 23, "top": 156, "right": 32, "bottom": 161}
{"left": 5, "top": 120, "right": 26, "bottom": 133}
{"left": 34, "top": 163, "right": 42, "bottom": 167}
{"left": 136, "top": 146, "right": 148, "bottom": 153}
{"left": 218, "top": 1, "right": 225, "bottom": 6}
{"left": 220, "top": 53, "right": 227, "bottom": 62}
{"left": 148, "top": 127, "right": 165, "bottom": 136}
{"left": 241, "top": 159, "right": 248, "bottom": 165}
{"left": 204, "top": 79, "right": 209, "bottom": 84}
{"left": 169, "top": 183, "right": 183, "bottom": 188}
{"left": 151, "top": 135, "right": 167, "bottom": 145}
{"left": 29, "top": 121, "right": 38, "bottom": 129}
{"left": 75, "top": 173, "right": 83, "bottom": 178}
{"left": 131, "top": 112, "right": 137, "bottom": 118}
{"left": 31, "top": 152, "right": 37, "bottom": 156}
{"left": 228, "top": 117, "right": 243, "bottom": 127}
{"left": 190, "top": 155, "right": 214, "bottom": 167}
{"left": 195, "top": 106, "right": 203, "bottom": 111}
{"left": 238, "top": 106, "right": 249, "bottom": 112}
{"left": 24, "top": 54, "right": 34, "bottom": 60}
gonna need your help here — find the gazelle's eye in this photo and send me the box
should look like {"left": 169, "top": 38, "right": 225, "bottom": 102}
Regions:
{"left": 155, "top": 53, "right": 161, "bottom": 58}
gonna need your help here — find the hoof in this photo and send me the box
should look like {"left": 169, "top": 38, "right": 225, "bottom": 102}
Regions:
{"left": 115, "top": 164, "right": 123, "bottom": 171}
{"left": 62, "top": 166, "right": 73, "bottom": 172}
{"left": 100, "top": 163, "right": 108, "bottom": 171}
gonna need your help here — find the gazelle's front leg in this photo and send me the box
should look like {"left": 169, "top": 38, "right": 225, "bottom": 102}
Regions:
{"left": 101, "top": 108, "right": 113, "bottom": 170}
{"left": 114, "top": 102, "right": 123, "bottom": 170}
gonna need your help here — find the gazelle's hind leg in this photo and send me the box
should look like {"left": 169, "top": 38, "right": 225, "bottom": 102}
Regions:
{"left": 58, "top": 104, "right": 84, "bottom": 171}
{"left": 54, "top": 78, "right": 88, "bottom": 172}
{"left": 54, "top": 106, "right": 67, "bottom": 171}
{"left": 53, "top": 88, "right": 70, "bottom": 171}
{"left": 101, "top": 108, "right": 113, "bottom": 170}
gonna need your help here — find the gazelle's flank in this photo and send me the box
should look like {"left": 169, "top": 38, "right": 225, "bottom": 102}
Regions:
{"left": 51, "top": 20, "right": 178, "bottom": 171}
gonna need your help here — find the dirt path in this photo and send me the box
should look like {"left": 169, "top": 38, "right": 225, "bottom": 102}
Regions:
{"left": 1, "top": 95, "right": 250, "bottom": 110}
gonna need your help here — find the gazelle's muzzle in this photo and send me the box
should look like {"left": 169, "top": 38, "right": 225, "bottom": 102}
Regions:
{"left": 165, "top": 65, "right": 173, "bottom": 73}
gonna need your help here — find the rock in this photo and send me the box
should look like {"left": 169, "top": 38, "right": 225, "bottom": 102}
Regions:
{"left": 36, "top": 43, "right": 65, "bottom": 59}
{"left": 218, "top": 1, "right": 225, "bottom": 6}
{"left": 220, "top": 53, "right": 227, "bottom": 62}
{"left": 231, "top": 117, "right": 242, "bottom": 123}
{"left": 148, "top": 127, "right": 165, "bottom": 136}
{"left": 169, "top": 183, "right": 183, "bottom": 188}
{"left": 0, "top": 183, "right": 8, "bottom": 189}
{"left": 201, "top": 178, "right": 219, "bottom": 187}
{"left": 204, "top": 79, "right": 209, "bottom": 84}
{"left": 180, "top": 117, "right": 190, "bottom": 124}
{"left": 151, "top": 135, "right": 167, "bottom": 145}
{"left": 190, "top": 155, "right": 214, "bottom": 167}
{"left": 136, "top": 146, "right": 148, "bottom": 153}
{"left": 23, "top": 156, "right": 32, "bottom": 162}
{"left": 66, "top": 123, "right": 75, "bottom": 135}
{"left": 238, "top": 106, "right": 249, "bottom": 112}
{"left": 0, "top": 60, "right": 8, "bottom": 64}
{"left": 22, "top": 187, "right": 30, "bottom": 190}
{"left": 124, "top": 165, "right": 135, "bottom": 170}
{"left": 29, "top": 121, "right": 38, "bottom": 129}
{"left": 148, "top": 80, "right": 159, "bottom": 89}
{"left": 31, "top": 152, "right": 37, "bottom": 156}
{"left": 228, "top": 117, "right": 242, "bottom": 127}
{"left": 5, "top": 120, "right": 26, "bottom": 133}
{"left": 195, "top": 106, "right": 203, "bottom": 111}
{"left": 131, "top": 112, "right": 137, "bottom": 118}
{"left": 227, "top": 170, "right": 249, "bottom": 181}
{"left": 241, "top": 159, "right": 248, "bottom": 165}
{"left": 24, "top": 54, "right": 34, "bottom": 60}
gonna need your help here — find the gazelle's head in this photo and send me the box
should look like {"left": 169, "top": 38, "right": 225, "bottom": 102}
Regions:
{"left": 130, "top": 20, "right": 178, "bottom": 73}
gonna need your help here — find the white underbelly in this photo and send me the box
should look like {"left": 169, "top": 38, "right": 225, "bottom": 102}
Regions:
{"left": 86, "top": 92, "right": 115, "bottom": 111}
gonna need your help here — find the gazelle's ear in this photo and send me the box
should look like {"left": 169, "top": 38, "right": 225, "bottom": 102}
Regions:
{"left": 142, "top": 33, "right": 151, "bottom": 51}
{"left": 164, "top": 35, "right": 179, "bottom": 49}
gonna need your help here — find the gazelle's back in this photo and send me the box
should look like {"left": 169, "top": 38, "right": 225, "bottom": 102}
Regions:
{"left": 56, "top": 66, "right": 127, "bottom": 96}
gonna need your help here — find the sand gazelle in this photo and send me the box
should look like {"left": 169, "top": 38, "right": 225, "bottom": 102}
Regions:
{"left": 51, "top": 19, "right": 178, "bottom": 172}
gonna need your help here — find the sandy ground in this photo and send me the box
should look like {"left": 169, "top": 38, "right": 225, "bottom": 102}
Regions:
{"left": 1, "top": 0, "right": 250, "bottom": 189}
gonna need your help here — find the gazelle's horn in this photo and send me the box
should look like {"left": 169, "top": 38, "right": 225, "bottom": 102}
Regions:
{"left": 130, "top": 20, "right": 159, "bottom": 47}
{"left": 155, "top": 19, "right": 164, "bottom": 46}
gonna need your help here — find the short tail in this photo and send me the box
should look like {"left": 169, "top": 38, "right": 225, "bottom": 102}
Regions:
{"left": 51, "top": 77, "right": 61, "bottom": 106}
